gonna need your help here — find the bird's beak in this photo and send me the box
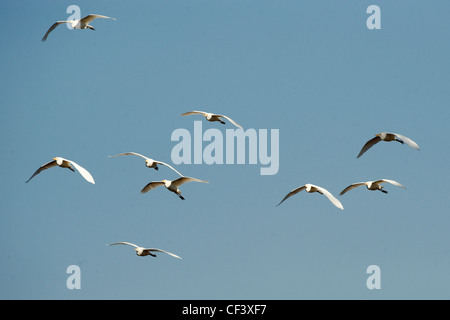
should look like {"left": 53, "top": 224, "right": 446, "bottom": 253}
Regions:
{"left": 375, "top": 133, "right": 381, "bottom": 137}
{"left": 133, "top": 248, "right": 138, "bottom": 251}
{"left": 52, "top": 157, "right": 57, "bottom": 160}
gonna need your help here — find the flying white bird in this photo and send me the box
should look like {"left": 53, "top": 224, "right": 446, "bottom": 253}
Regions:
{"left": 42, "top": 14, "right": 116, "bottom": 41}
{"left": 277, "top": 183, "right": 344, "bottom": 210}
{"left": 339, "top": 179, "right": 406, "bottom": 195}
{"left": 26, "top": 157, "right": 95, "bottom": 184}
{"left": 141, "top": 176, "right": 208, "bottom": 200}
{"left": 107, "top": 242, "right": 182, "bottom": 259}
{"left": 357, "top": 132, "right": 420, "bottom": 158}
{"left": 109, "top": 152, "right": 183, "bottom": 176}
{"left": 180, "top": 110, "right": 243, "bottom": 129}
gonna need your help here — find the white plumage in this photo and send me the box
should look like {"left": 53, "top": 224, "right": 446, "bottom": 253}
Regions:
{"left": 180, "top": 110, "right": 243, "bottom": 129}
{"left": 357, "top": 132, "right": 420, "bottom": 158}
{"left": 42, "top": 14, "right": 116, "bottom": 41}
{"left": 340, "top": 179, "right": 406, "bottom": 195}
{"left": 109, "top": 152, "right": 183, "bottom": 176}
{"left": 26, "top": 157, "right": 95, "bottom": 184}
{"left": 107, "top": 242, "right": 182, "bottom": 259}
{"left": 277, "top": 183, "right": 343, "bottom": 210}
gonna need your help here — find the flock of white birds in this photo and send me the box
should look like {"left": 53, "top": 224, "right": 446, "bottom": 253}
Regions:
{"left": 278, "top": 131, "right": 420, "bottom": 210}
{"left": 33, "top": 12, "right": 421, "bottom": 260}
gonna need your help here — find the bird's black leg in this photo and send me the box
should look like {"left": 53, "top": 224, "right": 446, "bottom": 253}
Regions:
{"left": 154, "top": 166, "right": 159, "bottom": 171}
{"left": 379, "top": 189, "right": 388, "bottom": 194}
{"left": 177, "top": 193, "right": 185, "bottom": 200}
{"left": 395, "top": 138, "right": 404, "bottom": 144}
{"left": 219, "top": 120, "right": 226, "bottom": 125}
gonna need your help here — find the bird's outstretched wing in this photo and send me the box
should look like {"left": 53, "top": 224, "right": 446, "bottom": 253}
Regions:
{"left": 140, "top": 181, "right": 165, "bottom": 193}
{"left": 217, "top": 114, "right": 243, "bottom": 129}
{"left": 393, "top": 133, "right": 420, "bottom": 150}
{"left": 62, "top": 158, "right": 95, "bottom": 184}
{"left": 107, "top": 242, "right": 139, "bottom": 248}
{"left": 41, "top": 21, "right": 69, "bottom": 41}
{"left": 154, "top": 161, "right": 183, "bottom": 176}
{"left": 312, "top": 185, "right": 344, "bottom": 210}
{"left": 277, "top": 185, "right": 306, "bottom": 206}
{"left": 145, "top": 248, "right": 182, "bottom": 259}
{"left": 375, "top": 179, "right": 407, "bottom": 189}
{"left": 339, "top": 182, "right": 366, "bottom": 196}
{"left": 80, "top": 14, "right": 116, "bottom": 24}
{"left": 357, "top": 136, "right": 381, "bottom": 158}
{"left": 180, "top": 111, "right": 208, "bottom": 116}
{"left": 26, "top": 160, "right": 58, "bottom": 183}
{"left": 171, "top": 177, "right": 208, "bottom": 188}
{"left": 108, "top": 152, "right": 148, "bottom": 160}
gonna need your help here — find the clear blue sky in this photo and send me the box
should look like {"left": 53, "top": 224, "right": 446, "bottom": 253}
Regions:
{"left": 1, "top": 0, "right": 449, "bottom": 299}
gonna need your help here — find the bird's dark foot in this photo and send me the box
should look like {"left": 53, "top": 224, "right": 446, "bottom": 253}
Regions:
{"left": 380, "top": 189, "right": 388, "bottom": 194}
{"left": 396, "top": 138, "right": 404, "bottom": 144}
{"left": 178, "top": 194, "right": 185, "bottom": 200}
{"left": 220, "top": 121, "right": 226, "bottom": 125}
{"left": 154, "top": 166, "right": 159, "bottom": 171}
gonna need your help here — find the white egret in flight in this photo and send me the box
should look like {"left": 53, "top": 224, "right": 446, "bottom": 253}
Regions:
{"left": 42, "top": 14, "right": 116, "bottom": 41}
{"left": 141, "top": 176, "right": 208, "bottom": 200}
{"left": 277, "top": 183, "right": 343, "bottom": 210}
{"left": 109, "top": 152, "right": 182, "bottom": 176}
{"left": 339, "top": 179, "right": 406, "bottom": 195}
{"left": 180, "top": 110, "right": 243, "bottom": 129}
{"left": 26, "top": 157, "right": 95, "bottom": 184}
{"left": 357, "top": 132, "right": 420, "bottom": 158}
{"left": 107, "top": 242, "right": 182, "bottom": 259}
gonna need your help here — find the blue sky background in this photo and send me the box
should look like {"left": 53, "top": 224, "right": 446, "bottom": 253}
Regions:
{"left": 0, "top": 0, "right": 449, "bottom": 299}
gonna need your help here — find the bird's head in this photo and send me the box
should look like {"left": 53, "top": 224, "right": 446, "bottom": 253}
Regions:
{"left": 53, "top": 157, "right": 62, "bottom": 165}
{"left": 161, "top": 179, "right": 171, "bottom": 187}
